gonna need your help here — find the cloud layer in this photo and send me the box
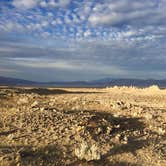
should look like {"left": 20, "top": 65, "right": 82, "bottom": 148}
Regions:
{"left": 0, "top": 0, "right": 166, "bottom": 81}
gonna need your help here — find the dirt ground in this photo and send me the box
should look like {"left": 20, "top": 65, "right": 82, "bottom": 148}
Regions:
{"left": 0, "top": 86, "right": 166, "bottom": 166}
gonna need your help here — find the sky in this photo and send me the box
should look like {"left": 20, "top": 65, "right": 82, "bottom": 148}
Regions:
{"left": 0, "top": 0, "right": 166, "bottom": 81}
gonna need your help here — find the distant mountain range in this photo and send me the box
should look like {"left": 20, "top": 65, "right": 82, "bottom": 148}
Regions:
{"left": 0, "top": 76, "right": 166, "bottom": 88}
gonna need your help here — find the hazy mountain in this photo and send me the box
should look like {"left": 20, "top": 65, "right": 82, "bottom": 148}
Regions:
{"left": 0, "top": 76, "right": 36, "bottom": 86}
{"left": 0, "top": 76, "right": 166, "bottom": 88}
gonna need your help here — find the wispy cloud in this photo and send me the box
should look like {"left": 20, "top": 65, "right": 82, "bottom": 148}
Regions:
{"left": 0, "top": 0, "right": 166, "bottom": 81}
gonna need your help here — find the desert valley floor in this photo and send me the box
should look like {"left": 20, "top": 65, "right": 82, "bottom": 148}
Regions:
{"left": 0, "top": 86, "right": 166, "bottom": 166}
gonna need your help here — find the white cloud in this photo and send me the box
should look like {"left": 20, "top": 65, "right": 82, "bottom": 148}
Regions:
{"left": 41, "top": 31, "right": 50, "bottom": 38}
{"left": 58, "top": 0, "right": 71, "bottom": 8}
{"left": 12, "top": 0, "right": 38, "bottom": 9}
{"left": 40, "top": 0, "right": 71, "bottom": 8}
{"left": 47, "top": 12, "right": 53, "bottom": 17}
{"left": 88, "top": 0, "right": 166, "bottom": 27}
{"left": 9, "top": 57, "right": 127, "bottom": 76}
{"left": 0, "top": 47, "right": 18, "bottom": 53}
{"left": 64, "top": 15, "right": 72, "bottom": 24}
{"left": 11, "top": 58, "right": 78, "bottom": 70}
{"left": 12, "top": 0, "right": 71, "bottom": 9}
{"left": 84, "top": 30, "right": 91, "bottom": 37}
{"left": 41, "top": 21, "right": 49, "bottom": 27}
{"left": 71, "top": 14, "right": 80, "bottom": 23}
{"left": 51, "top": 20, "right": 57, "bottom": 26}
{"left": 56, "top": 18, "right": 63, "bottom": 24}
{"left": 48, "top": 0, "right": 56, "bottom": 7}
{"left": 40, "top": 1, "right": 47, "bottom": 7}
{"left": 89, "top": 12, "right": 121, "bottom": 26}
{"left": 1, "top": 21, "right": 24, "bottom": 32}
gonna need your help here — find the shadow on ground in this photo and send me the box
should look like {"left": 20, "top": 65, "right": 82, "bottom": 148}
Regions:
{"left": 0, "top": 93, "right": 7, "bottom": 99}
{"left": 12, "top": 88, "right": 103, "bottom": 95}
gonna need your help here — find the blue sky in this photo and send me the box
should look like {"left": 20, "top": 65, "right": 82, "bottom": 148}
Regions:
{"left": 0, "top": 0, "right": 166, "bottom": 81}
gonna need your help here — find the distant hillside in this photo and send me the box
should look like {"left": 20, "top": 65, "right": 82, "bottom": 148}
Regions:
{"left": 0, "top": 76, "right": 92, "bottom": 87}
{"left": 0, "top": 76, "right": 166, "bottom": 88}
{"left": 0, "top": 76, "right": 36, "bottom": 86}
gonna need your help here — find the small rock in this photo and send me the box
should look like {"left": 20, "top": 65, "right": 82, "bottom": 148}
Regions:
{"left": 106, "top": 126, "right": 112, "bottom": 135}
{"left": 17, "top": 97, "right": 29, "bottom": 104}
{"left": 120, "top": 135, "right": 128, "bottom": 144}
{"left": 115, "top": 134, "right": 121, "bottom": 140}
{"left": 95, "top": 127, "right": 102, "bottom": 135}
{"left": 157, "top": 127, "right": 165, "bottom": 135}
{"left": 144, "top": 113, "right": 153, "bottom": 120}
{"left": 7, "top": 134, "right": 14, "bottom": 140}
{"left": 31, "top": 101, "right": 38, "bottom": 107}
{"left": 40, "top": 107, "right": 45, "bottom": 111}
{"left": 75, "top": 141, "right": 101, "bottom": 161}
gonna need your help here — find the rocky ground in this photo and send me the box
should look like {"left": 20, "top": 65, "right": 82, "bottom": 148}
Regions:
{"left": 0, "top": 86, "right": 166, "bottom": 166}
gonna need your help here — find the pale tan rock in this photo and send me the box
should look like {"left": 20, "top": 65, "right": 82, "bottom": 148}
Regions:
{"left": 31, "top": 101, "right": 38, "bottom": 107}
{"left": 75, "top": 141, "right": 101, "bottom": 161}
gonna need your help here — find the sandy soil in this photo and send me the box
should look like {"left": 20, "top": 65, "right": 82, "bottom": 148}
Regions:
{"left": 0, "top": 86, "right": 165, "bottom": 166}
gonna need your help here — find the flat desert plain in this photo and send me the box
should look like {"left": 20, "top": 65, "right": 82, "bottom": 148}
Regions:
{"left": 0, "top": 86, "right": 166, "bottom": 166}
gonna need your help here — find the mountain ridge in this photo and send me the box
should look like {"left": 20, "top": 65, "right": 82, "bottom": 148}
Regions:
{"left": 0, "top": 76, "right": 166, "bottom": 88}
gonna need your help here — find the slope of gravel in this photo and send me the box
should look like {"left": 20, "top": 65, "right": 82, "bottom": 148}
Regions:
{"left": 0, "top": 86, "right": 165, "bottom": 166}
